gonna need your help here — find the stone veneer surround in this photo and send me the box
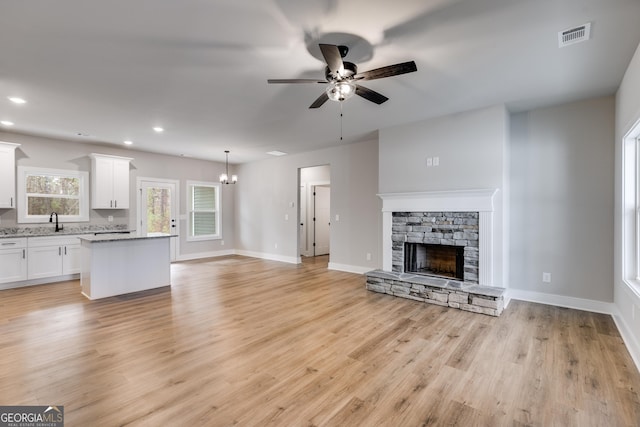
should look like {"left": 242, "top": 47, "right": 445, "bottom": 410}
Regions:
{"left": 392, "top": 211, "right": 479, "bottom": 283}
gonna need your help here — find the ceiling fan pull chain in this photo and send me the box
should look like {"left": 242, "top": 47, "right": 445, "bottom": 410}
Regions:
{"left": 340, "top": 102, "right": 343, "bottom": 141}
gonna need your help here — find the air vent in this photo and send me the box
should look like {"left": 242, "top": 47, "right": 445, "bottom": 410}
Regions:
{"left": 558, "top": 23, "right": 591, "bottom": 47}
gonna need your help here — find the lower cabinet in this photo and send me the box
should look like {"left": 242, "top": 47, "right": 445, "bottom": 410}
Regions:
{"left": 27, "top": 236, "right": 84, "bottom": 280}
{"left": 0, "top": 238, "right": 28, "bottom": 284}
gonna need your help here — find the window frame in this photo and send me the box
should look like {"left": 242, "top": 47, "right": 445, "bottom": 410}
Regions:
{"left": 186, "top": 180, "right": 221, "bottom": 241}
{"left": 622, "top": 119, "right": 640, "bottom": 299}
{"left": 17, "top": 166, "right": 90, "bottom": 223}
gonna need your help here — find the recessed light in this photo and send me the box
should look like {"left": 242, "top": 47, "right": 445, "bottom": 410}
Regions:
{"left": 0, "top": 120, "right": 14, "bottom": 126}
{"left": 8, "top": 97, "right": 26, "bottom": 104}
{"left": 123, "top": 140, "right": 133, "bottom": 145}
{"left": 267, "top": 150, "right": 287, "bottom": 156}
{"left": 153, "top": 127, "right": 164, "bottom": 133}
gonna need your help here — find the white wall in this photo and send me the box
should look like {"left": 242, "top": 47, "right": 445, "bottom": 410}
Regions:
{"left": 510, "top": 96, "right": 615, "bottom": 303}
{"left": 378, "top": 105, "right": 509, "bottom": 287}
{"left": 234, "top": 139, "right": 380, "bottom": 273}
{"left": 614, "top": 41, "right": 640, "bottom": 367}
{"left": 0, "top": 131, "right": 234, "bottom": 259}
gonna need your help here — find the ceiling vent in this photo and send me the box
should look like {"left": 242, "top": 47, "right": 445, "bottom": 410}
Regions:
{"left": 558, "top": 22, "right": 591, "bottom": 48}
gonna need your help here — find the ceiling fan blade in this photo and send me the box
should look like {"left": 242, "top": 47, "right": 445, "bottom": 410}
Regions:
{"left": 354, "top": 61, "right": 417, "bottom": 81}
{"left": 355, "top": 84, "right": 389, "bottom": 105}
{"left": 319, "top": 44, "right": 344, "bottom": 75}
{"left": 309, "top": 92, "right": 329, "bottom": 109}
{"left": 267, "top": 79, "right": 326, "bottom": 84}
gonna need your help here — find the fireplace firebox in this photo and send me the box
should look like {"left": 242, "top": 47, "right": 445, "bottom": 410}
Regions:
{"left": 404, "top": 242, "right": 464, "bottom": 280}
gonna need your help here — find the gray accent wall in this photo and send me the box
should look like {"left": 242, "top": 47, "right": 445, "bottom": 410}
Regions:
{"left": 510, "top": 96, "right": 615, "bottom": 302}
{"left": 234, "top": 139, "right": 380, "bottom": 272}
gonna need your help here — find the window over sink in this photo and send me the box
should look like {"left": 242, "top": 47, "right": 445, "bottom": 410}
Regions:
{"left": 17, "top": 166, "right": 89, "bottom": 223}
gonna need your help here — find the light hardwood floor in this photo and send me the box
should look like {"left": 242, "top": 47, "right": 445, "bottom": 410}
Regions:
{"left": 1, "top": 255, "right": 638, "bottom": 426}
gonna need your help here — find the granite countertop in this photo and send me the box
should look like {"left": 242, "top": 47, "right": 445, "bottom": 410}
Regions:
{"left": 80, "top": 233, "right": 177, "bottom": 243}
{"left": 0, "top": 225, "right": 135, "bottom": 239}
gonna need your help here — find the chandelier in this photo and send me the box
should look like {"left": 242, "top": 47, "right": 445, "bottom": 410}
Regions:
{"left": 219, "top": 150, "right": 237, "bottom": 184}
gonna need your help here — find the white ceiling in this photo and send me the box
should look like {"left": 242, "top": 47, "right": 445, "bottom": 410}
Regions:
{"left": 1, "top": 0, "right": 640, "bottom": 164}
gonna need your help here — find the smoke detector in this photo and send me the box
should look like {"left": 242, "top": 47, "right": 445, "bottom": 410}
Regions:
{"left": 558, "top": 23, "right": 591, "bottom": 48}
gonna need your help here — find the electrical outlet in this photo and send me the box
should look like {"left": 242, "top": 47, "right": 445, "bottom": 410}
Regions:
{"left": 335, "top": 214, "right": 340, "bottom": 221}
{"left": 108, "top": 215, "right": 113, "bottom": 222}
{"left": 426, "top": 157, "right": 433, "bottom": 167}
{"left": 542, "top": 272, "right": 551, "bottom": 283}
{"left": 366, "top": 253, "right": 372, "bottom": 261}
{"left": 221, "top": 240, "right": 224, "bottom": 246}
{"left": 433, "top": 156, "right": 440, "bottom": 166}
{"left": 284, "top": 214, "right": 289, "bottom": 221}
{"left": 274, "top": 243, "right": 278, "bottom": 249}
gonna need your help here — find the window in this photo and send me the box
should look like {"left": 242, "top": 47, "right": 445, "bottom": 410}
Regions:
{"left": 17, "top": 166, "right": 89, "bottom": 223}
{"left": 622, "top": 119, "right": 640, "bottom": 297}
{"left": 187, "top": 181, "right": 221, "bottom": 241}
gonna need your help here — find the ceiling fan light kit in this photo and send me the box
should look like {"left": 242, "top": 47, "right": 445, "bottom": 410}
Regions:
{"left": 267, "top": 43, "right": 417, "bottom": 109}
{"left": 326, "top": 81, "right": 356, "bottom": 102}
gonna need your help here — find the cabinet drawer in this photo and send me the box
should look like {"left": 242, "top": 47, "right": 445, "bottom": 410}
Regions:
{"left": 0, "top": 238, "right": 27, "bottom": 249}
{"left": 28, "top": 236, "right": 81, "bottom": 247}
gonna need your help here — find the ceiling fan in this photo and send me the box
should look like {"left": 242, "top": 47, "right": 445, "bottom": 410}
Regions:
{"left": 267, "top": 43, "right": 417, "bottom": 109}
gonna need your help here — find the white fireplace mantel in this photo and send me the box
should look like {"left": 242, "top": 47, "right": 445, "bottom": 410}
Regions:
{"left": 378, "top": 189, "right": 499, "bottom": 286}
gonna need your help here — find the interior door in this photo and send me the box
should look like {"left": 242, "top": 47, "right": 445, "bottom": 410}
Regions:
{"left": 138, "top": 179, "right": 178, "bottom": 261}
{"left": 313, "top": 185, "right": 330, "bottom": 256}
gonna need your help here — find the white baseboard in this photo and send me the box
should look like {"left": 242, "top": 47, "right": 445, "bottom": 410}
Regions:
{"left": 507, "top": 288, "right": 616, "bottom": 314}
{"left": 611, "top": 309, "right": 640, "bottom": 373}
{"left": 508, "top": 288, "right": 640, "bottom": 373}
{"left": 175, "top": 249, "right": 235, "bottom": 261}
{"left": 234, "top": 250, "right": 300, "bottom": 264}
{"left": 328, "top": 263, "right": 374, "bottom": 274}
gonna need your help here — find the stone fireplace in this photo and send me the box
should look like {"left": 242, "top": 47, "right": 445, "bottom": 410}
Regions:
{"left": 393, "top": 211, "right": 479, "bottom": 283}
{"left": 364, "top": 189, "right": 505, "bottom": 316}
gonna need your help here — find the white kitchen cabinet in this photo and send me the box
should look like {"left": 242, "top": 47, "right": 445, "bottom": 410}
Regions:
{"left": 27, "top": 236, "right": 84, "bottom": 280}
{"left": 0, "top": 238, "right": 27, "bottom": 284}
{"left": 90, "top": 153, "right": 133, "bottom": 209}
{"left": 0, "top": 141, "right": 20, "bottom": 208}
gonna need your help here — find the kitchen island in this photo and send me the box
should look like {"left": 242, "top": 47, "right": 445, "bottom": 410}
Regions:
{"left": 79, "top": 233, "right": 175, "bottom": 300}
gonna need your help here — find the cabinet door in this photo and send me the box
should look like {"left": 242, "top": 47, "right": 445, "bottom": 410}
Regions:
{"left": 0, "top": 247, "right": 27, "bottom": 283}
{"left": 62, "top": 243, "right": 82, "bottom": 275}
{"left": 28, "top": 246, "right": 63, "bottom": 279}
{"left": 92, "top": 156, "right": 115, "bottom": 208}
{"left": 0, "top": 145, "right": 17, "bottom": 208}
{"left": 111, "top": 158, "right": 130, "bottom": 209}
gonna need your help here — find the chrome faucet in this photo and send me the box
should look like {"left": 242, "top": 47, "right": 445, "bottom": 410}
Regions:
{"left": 49, "top": 212, "right": 63, "bottom": 232}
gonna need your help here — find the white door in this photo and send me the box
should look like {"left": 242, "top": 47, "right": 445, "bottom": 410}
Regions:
{"left": 313, "top": 185, "right": 330, "bottom": 256}
{"left": 138, "top": 178, "right": 179, "bottom": 261}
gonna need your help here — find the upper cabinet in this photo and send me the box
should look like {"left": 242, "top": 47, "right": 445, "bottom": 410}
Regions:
{"left": 90, "top": 153, "right": 133, "bottom": 209}
{"left": 0, "top": 142, "right": 20, "bottom": 209}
